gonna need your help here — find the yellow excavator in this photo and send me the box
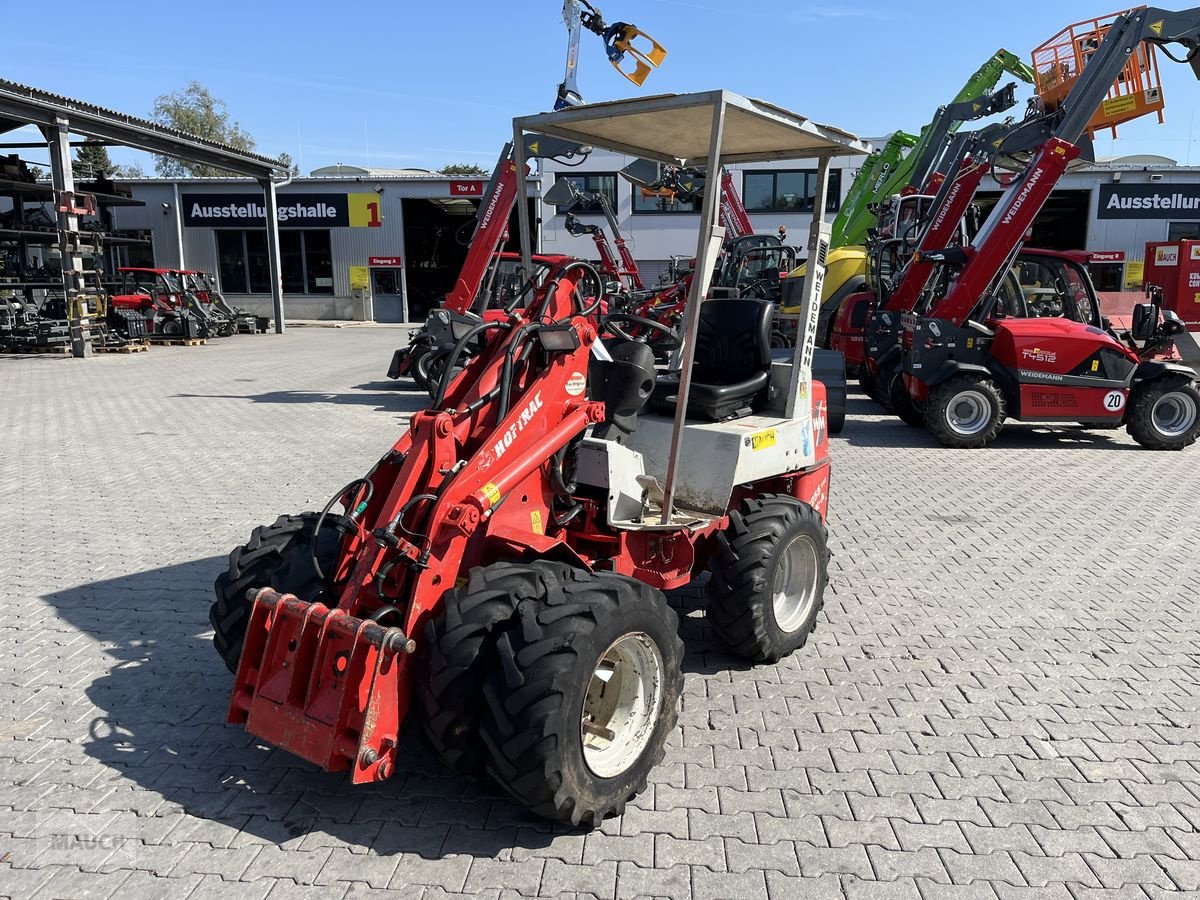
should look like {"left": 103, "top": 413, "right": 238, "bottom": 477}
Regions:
{"left": 780, "top": 49, "right": 1037, "bottom": 348}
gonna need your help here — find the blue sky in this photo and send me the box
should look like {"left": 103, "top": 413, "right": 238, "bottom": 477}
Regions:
{"left": 5, "top": 0, "right": 1200, "bottom": 173}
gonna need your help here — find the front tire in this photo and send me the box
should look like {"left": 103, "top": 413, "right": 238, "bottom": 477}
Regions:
{"left": 924, "top": 375, "right": 1006, "bottom": 449}
{"left": 480, "top": 566, "right": 683, "bottom": 826}
{"left": 419, "top": 562, "right": 570, "bottom": 777}
{"left": 1126, "top": 376, "right": 1200, "bottom": 450}
{"left": 210, "top": 513, "right": 341, "bottom": 672}
{"left": 706, "top": 495, "right": 829, "bottom": 663}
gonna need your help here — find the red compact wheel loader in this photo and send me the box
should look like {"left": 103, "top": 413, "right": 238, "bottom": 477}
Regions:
{"left": 897, "top": 7, "right": 1200, "bottom": 450}
{"left": 212, "top": 91, "right": 868, "bottom": 825}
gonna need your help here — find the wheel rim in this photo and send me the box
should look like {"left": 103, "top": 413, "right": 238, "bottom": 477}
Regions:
{"left": 945, "top": 390, "right": 992, "bottom": 436}
{"left": 581, "top": 632, "right": 664, "bottom": 779}
{"left": 1152, "top": 391, "right": 1198, "bottom": 438}
{"left": 772, "top": 533, "right": 821, "bottom": 633}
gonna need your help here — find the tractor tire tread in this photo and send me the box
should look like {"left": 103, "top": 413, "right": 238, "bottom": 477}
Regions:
{"left": 705, "top": 494, "right": 829, "bottom": 663}
{"left": 1126, "top": 375, "right": 1200, "bottom": 450}
{"left": 419, "top": 560, "right": 577, "bottom": 777}
{"left": 480, "top": 566, "right": 682, "bottom": 827}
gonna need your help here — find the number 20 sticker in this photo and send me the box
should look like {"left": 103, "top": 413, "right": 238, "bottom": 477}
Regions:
{"left": 1104, "top": 390, "right": 1126, "bottom": 411}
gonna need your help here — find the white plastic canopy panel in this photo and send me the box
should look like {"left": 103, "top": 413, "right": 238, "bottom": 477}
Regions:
{"left": 514, "top": 90, "right": 871, "bottom": 166}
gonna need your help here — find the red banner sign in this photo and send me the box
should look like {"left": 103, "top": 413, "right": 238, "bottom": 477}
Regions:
{"left": 368, "top": 256, "right": 402, "bottom": 267}
{"left": 450, "top": 181, "right": 484, "bottom": 197}
{"left": 1090, "top": 251, "right": 1126, "bottom": 263}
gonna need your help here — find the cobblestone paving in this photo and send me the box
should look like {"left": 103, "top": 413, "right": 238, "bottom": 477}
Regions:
{"left": 2, "top": 327, "right": 1199, "bottom": 900}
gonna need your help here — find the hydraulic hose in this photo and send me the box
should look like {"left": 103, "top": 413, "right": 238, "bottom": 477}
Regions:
{"left": 431, "top": 320, "right": 509, "bottom": 409}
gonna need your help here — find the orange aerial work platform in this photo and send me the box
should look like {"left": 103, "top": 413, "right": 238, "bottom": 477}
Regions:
{"left": 1033, "top": 8, "right": 1167, "bottom": 136}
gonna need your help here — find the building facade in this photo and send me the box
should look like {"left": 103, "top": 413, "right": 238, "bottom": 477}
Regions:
{"left": 110, "top": 153, "right": 1200, "bottom": 322}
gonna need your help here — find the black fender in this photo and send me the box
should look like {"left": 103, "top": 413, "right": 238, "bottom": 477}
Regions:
{"left": 870, "top": 342, "right": 903, "bottom": 373}
{"left": 386, "top": 347, "right": 408, "bottom": 380}
{"left": 1133, "top": 360, "right": 1198, "bottom": 383}
{"left": 919, "top": 359, "right": 994, "bottom": 389}
{"left": 818, "top": 276, "right": 867, "bottom": 347}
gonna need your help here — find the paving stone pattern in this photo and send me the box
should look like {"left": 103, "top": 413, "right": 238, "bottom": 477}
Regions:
{"left": 1, "top": 328, "right": 1199, "bottom": 900}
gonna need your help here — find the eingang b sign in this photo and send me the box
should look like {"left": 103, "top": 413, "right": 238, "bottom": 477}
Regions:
{"left": 1098, "top": 184, "right": 1200, "bottom": 220}
{"left": 183, "top": 193, "right": 352, "bottom": 227}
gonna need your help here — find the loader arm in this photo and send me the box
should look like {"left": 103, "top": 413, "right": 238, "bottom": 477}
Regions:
{"left": 924, "top": 6, "right": 1200, "bottom": 330}
{"left": 832, "top": 48, "right": 1036, "bottom": 249}
{"left": 444, "top": 136, "right": 590, "bottom": 315}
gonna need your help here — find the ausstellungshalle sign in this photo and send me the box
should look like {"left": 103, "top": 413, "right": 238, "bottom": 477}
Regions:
{"left": 182, "top": 193, "right": 350, "bottom": 227}
{"left": 1097, "top": 184, "right": 1200, "bottom": 220}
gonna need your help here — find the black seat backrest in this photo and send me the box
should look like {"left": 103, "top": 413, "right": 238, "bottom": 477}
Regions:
{"left": 588, "top": 339, "right": 658, "bottom": 441}
{"left": 692, "top": 298, "right": 773, "bottom": 384}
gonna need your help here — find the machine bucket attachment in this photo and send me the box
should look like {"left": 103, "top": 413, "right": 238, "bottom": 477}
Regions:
{"left": 608, "top": 26, "right": 667, "bottom": 86}
{"left": 227, "top": 588, "right": 415, "bottom": 784}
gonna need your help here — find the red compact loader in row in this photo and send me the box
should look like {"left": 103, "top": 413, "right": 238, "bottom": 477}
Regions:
{"left": 212, "top": 92, "right": 867, "bottom": 825}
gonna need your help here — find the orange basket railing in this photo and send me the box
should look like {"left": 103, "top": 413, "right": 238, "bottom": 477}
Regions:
{"left": 1032, "top": 8, "right": 1166, "bottom": 137}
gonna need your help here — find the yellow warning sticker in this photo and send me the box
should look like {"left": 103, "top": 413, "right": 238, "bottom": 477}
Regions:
{"left": 1102, "top": 94, "right": 1138, "bottom": 119}
{"left": 1091, "top": 360, "right": 1100, "bottom": 372}
{"left": 750, "top": 429, "right": 777, "bottom": 451}
{"left": 530, "top": 510, "right": 544, "bottom": 535}
{"left": 967, "top": 337, "right": 975, "bottom": 349}
{"left": 481, "top": 482, "right": 501, "bottom": 505}
{"left": 1150, "top": 19, "right": 1164, "bottom": 36}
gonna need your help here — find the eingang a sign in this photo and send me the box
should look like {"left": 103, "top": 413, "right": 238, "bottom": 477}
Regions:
{"left": 183, "top": 193, "right": 350, "bottom": 227}
{"left": 1098, "top": 184, "right": 1200, "bottom": 220}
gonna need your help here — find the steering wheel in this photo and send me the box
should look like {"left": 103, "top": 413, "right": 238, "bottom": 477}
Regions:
{"left": 603, "top": 312, "right": 682, "bottom": 350}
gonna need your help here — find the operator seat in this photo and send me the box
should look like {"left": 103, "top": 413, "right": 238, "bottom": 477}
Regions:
{"left": 651, "top": 298, "right": 774, "bottom": 421}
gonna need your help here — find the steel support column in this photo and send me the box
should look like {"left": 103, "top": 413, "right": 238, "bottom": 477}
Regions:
{"left": 41, "top": 116, "right": 89, "bottom": 358}
{"left": 259, "top": 178, "right": 285, "bottom": 333}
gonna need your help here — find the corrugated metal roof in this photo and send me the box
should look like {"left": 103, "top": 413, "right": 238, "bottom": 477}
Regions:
{"left": 0, "top": 78, "right": 287, "bottom": 171}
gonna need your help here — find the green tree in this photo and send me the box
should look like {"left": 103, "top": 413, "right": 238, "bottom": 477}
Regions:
{"left": 151, "top": 81, "right": 256, "bottom": 177}
{"left": 278, "top": 151, "right": 301, "bottom": 177}
{"left": 439, "top": 163, "right": 488, "bottom": 176}
{"left": 73, "top": 138, "right": 144, "bottom": 179}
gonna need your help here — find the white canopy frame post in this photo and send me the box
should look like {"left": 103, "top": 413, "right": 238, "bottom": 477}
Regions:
{"left": 786, "top": 153, "right": 833, "bottom": 418}
{"left": 659, "top": 99, "right": 727, "bottom": 523}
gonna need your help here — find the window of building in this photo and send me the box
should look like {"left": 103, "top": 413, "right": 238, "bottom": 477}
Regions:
{"left": 216, "top": 230, "right": 334, "bottom": 294}
{"left": 742, "top": 169, "right": 842, "bottom": 213}
{"left": 553, "top": 173, "right": 618, "bottom": 215}
{"left": 632, "top": 187, "right": 699, "bottom": 214}
{"left": 1168, "top": 222, "right": 1200, "bottom": 241}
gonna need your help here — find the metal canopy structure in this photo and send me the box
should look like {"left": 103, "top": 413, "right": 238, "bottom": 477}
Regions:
{"left": 0, "top": 78, "right": 291, "bottom": 341}
{"left": 512, "top": 89, "right": 871, "bottom": 522}
{"left": 514, "top": 89, "right": 870, "bottom": 167}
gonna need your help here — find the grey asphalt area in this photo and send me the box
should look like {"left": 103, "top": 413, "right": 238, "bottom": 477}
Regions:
{"left": 2, "top": 326, "right": 1199, "bottom": 900}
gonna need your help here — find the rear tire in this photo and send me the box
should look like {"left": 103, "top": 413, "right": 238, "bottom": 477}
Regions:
{"left": 706, "top": 495, "right": 829, "bottom": 663}
{"left": 210, "top": 513, "right": 341, "bottom": 672}
{"left": 924, "top": 375, "right": 1006, "bottom": 449}
{"left": 420, "top": 561, "right": 572, "bottom": 777}
{"left": 1126, "top": 376, "right": 1200, "bottom": 450}
{"left": 480, "top": 565, "right": 682, "bottom": 826}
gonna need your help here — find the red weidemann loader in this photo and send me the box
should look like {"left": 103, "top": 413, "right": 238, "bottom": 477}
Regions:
{"left": 211, "top": 92, "right": 869, "bottom": 826}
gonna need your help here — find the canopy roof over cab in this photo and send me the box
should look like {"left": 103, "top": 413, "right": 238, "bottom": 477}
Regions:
{"left": 513, "top": 89, "right": 871, "bottom": 166}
